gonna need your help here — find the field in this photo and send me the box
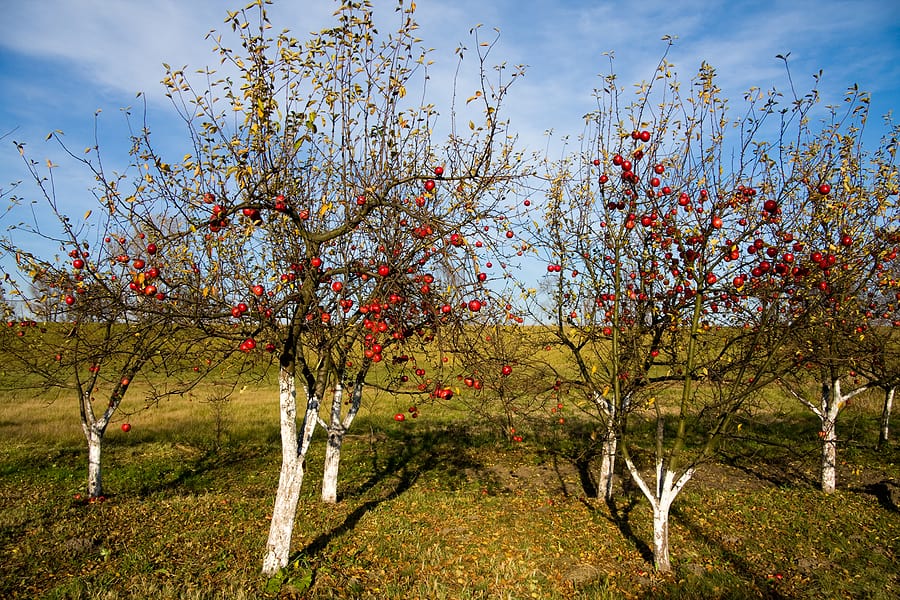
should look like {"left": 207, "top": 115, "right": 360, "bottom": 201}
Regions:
{"left": 1, "top": 378, "right": 899, "bottom": 599}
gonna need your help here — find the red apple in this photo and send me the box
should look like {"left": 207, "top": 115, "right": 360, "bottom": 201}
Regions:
{"left": 121, "top": 423, "right": 131, "bottom": 432}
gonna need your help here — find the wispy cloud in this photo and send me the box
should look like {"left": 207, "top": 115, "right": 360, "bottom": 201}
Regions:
{"left": 1, "top": 0, "right": 897, "bottom": 176}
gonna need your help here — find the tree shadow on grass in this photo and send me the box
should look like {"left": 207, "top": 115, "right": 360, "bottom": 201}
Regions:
{"left": 598, "top": 494, "right": 654, "bottom": 566}
{"left": 290, "top": 423, "right": 497, "bottom": 586}
{"left": 669, "top": 504, "right": 789, "bottom": 600}
{"left": 129, "top": 444, "right": 274, "bottom": 498}
{"left": 856, "top": 480, "right": 900, "bottom": 513}
{"left": 717, "top": 418, "right": 822, "bottom": 490}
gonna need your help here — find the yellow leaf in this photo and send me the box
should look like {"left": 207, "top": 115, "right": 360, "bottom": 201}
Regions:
{"left": 83, "top": 210, "right": 92, "bottom": 220}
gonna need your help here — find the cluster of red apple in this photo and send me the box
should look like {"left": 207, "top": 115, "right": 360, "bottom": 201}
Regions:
{"left": 82, "top": 237, "right": 163, "bottom": 302}
{"left": 206, "top": 195, "right": 230, "bottom": 233}
{"left": 462, "top": 375, "right": 484, "bottom": 390}
{"left": 126, "top": 245, "right": 163, "bottom": 299}
{"left": 7, "top": 319, "right": 40, "bottom": 338}
{"left": 241, "top": 206, "right": 263, "bottom": 224}
{"left": 432, "top": 386, "right": 453, "bottom": 400}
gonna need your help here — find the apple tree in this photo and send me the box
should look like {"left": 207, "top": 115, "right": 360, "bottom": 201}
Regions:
{"left": 516, "top": 49, "right": 834, "bottom": 571}
{"left": 772, "top": 86, "right": 900, "bottom": 491}
{"left": 131, "top": 1, "right": 526, "bottom": 575}
{"left": 0, "top": 131, "right": 228, "bottom": 499}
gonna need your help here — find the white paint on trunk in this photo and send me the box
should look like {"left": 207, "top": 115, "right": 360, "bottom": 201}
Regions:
{"left": 880, "top": 386, "right": 895, "bottom": 446}
{"left": 262, "top": 366, "right": 321, "bottom": 576}
{"left": 80, "top": 385, "right": 111, "bottom": 499}
{"left": 320, "top": 381, "right": 365, "bottom": 504}
{"left": 819, "top": 379, "right": 843, "bottom": 494}
{"left": 592, "top": 390, "right": 622, "bottom": 500}
{"left": 262, "top": 457, "right": 304, "bottom": 575}
{"left": 623, "top": 453, "right": 694, "bottom": 573}
{"left": 597, "top": 422, "right": 617, "bottom": 500}
{"left": 86, "top": 428, "right": 103, "bottom": 498}
{"left": 790, "top": 376, "right": 871, "bottom": 494}
{"left": 320, "top": 384, "right": 343, "bottom": 504}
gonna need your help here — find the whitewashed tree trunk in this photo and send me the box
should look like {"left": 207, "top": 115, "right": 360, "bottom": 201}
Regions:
{"left": 820, "top": 411, "right": 838, "bottom": 494}
{"left": 594, "top": 391, "right": 624, "bottom": 500}
{"left": 789, "top": 377, "right": 871, "bottom": 495}
{"left": 597, "top": 420, "right": 617, "bottom": 500}
{"left": 818, "top": 378, "right": 852, "bottom": 495}
{"left": 86, "top": 427, "right": 104, "bottom": 498}
{"left": 623, "top": 453, "right": 694, "bottom": 573}
{"left": 263, "top": 456, "right": 305, "bottom": 574}
{"left": 321, "top": 380, "right": 365, "bottom": 504}
{"left": 262, "top": 367, "right": 321, "bottom": 576}
{"left": 880, "top": 386, "right": 895, "bottom": 447}
{"left": 80, "top": 387, "right": 110, "bottom": 499}
{"left": 321, "top": 384, "right": 344, "bottom": 504}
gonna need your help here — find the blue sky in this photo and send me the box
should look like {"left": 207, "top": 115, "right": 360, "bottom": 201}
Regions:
{"left": 1, "top": 0, "right": 899, "bottom": 260}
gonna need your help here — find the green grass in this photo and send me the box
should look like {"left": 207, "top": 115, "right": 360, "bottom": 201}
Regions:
{"left": 1, "top": 382, "right": 899, "bottom": 599}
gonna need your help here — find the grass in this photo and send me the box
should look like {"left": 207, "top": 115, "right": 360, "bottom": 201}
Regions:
{"left": 1, "top": 381, "right": 899, "bottom": 599}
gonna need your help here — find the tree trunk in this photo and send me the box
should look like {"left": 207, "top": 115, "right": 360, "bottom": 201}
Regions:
{"left": 597, "top": 424, "right": 617, "bottom": 500}
{"left": 821, "top": 413, "right": 837, "bottom": 494}
{"left": 623, "top": 454, "right": 693, "bottom": 573}
{"left": 595, "top": 391, "right": 623, "bottom": 500}
{"left": 262, "top": 366, "right": 320, "bottom": 576}
{"left": 86, "top": 427, "right": 104, "bottom": 498}
{"left": 262, "top": 457, "right": 305, "bottom": 575}
{"left": 320, "top": 384, "right": 344, "bottom": 504}
{"left": 880, "top": 386, "right": 895, "bottom": 447}
{"left": 321, "top": 380, "right": 364, "bottom": 504}
{"left": 321, "top": 437, "right": 341, "bottom": 504}
{"left": 652, "top": 496, "right": 672, "bottom": 573}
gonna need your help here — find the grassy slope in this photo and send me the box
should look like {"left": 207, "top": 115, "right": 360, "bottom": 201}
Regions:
{"left": 1, "top": 380, "right": 899, "bottom": 599}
